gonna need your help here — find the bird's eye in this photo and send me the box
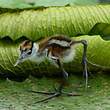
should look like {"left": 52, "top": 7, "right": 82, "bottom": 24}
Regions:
{"left": 24, "top": 48, "right": 28, "bottom": 51}
{"left": 27, "top": 50, "right": 32, "bottom": 55}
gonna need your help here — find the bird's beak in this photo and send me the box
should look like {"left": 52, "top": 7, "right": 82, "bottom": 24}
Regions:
{"left": 14, "top": 57, "right": 23, "bottom": 67}
{"left": 14, "top": 53, "right": 25, "bottom": 67}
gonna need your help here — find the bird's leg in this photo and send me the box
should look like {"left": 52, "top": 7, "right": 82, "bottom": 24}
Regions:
{"left": 28, "top": 59, "right": 68, "bottom": 103}
{"left": 74, "top": 40, "right": 88, "bottom": 89}
{"left": 29, "top": 58, "right": 80, "bottom": 104}
{"left": 81, "top": 40, "right": 88, "bottom": 89}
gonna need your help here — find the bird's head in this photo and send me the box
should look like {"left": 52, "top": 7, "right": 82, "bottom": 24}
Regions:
{"left": 14, "top": 40, "right": 38, "bottom": 66}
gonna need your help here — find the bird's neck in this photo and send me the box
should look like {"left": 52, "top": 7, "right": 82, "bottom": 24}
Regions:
{"left": 37, "top": 38, "right": 49, "bottom": 53}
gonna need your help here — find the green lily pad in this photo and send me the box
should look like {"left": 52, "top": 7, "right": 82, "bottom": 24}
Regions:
{"left": 0, "top": 5, "right": 109, "bottom": 40}
{"left": 0, "top": 35, "right": 110, "bottom": 77}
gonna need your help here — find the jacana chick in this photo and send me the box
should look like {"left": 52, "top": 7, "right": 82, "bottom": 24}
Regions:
{"left": 14, "top": 35, "right": 88, "bottom": 103}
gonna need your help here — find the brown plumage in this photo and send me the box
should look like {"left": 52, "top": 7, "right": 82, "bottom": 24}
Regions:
{"left": 37, "top": 35, "right": 74, "bottom": 59}
{"left": 20, "top": 40, "right": 33, "bottom": 51}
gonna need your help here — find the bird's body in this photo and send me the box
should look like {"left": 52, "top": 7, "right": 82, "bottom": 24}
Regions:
{"left": 18, "top": 35, "right": 76, "bottom": 66}
{"left": 15, "top": 35, "right": 88, "bottom": 103}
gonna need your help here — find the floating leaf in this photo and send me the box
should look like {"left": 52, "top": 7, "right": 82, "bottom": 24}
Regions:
{"left": 0, "top": 35, "right": 110, "bottom": 77}
{"left": 0, "top": 5, "right": 109, "bottom": 40}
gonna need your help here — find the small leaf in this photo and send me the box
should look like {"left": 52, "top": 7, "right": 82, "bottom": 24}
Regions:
{"left": 89, "top": 23, "right": 110, "bottom": 40}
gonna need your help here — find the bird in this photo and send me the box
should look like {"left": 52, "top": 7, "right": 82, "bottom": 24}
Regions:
{"left": 14, "top": 35, "right": 88, "bottom": 103}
